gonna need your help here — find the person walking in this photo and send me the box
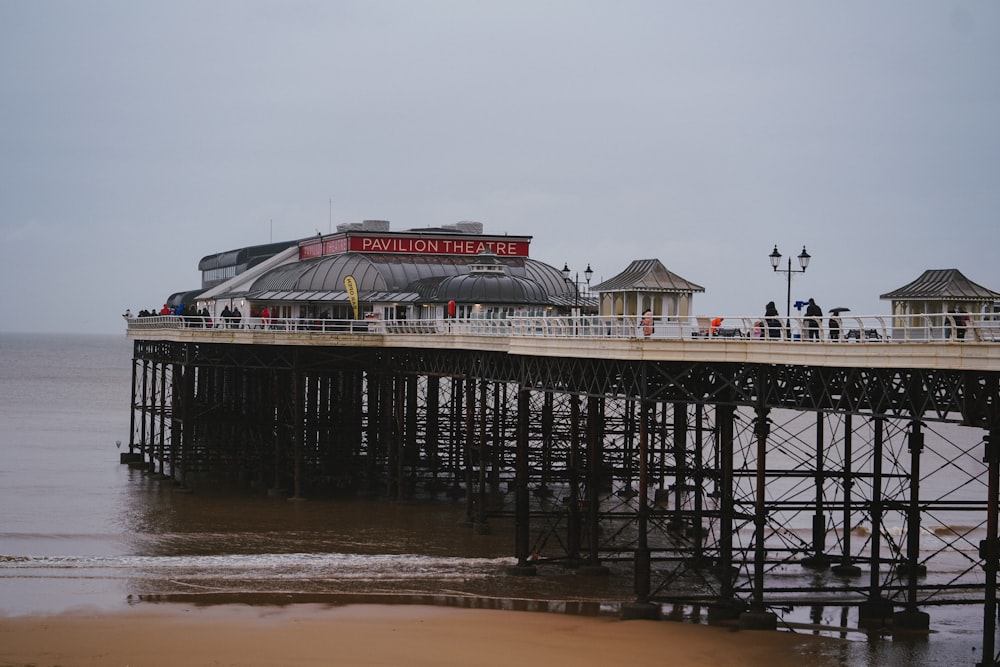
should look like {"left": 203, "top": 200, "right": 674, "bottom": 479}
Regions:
{"left": 829, "top": 315, "right": 841, "bottom": 341}
{"left": 805, "top": 298, "right": 822, "bottom": 341}
{"left": 764, "top": 301, "right": 782, "bottom": 339}
{"left": 955, "top": 307, "right": 969, "bottom": 340}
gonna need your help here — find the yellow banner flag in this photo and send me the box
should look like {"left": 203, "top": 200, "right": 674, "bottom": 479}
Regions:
{"left": 344, "top": 275, "right": 359, "bottom": 319}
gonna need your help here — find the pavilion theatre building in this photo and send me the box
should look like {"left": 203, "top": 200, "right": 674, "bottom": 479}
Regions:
{"left": 184, "top": 220, "right": 592, "bottom": 325}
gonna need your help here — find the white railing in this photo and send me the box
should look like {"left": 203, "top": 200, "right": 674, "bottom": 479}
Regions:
{"left": 125, "top": 313, "right": 1000, "bottom": 343}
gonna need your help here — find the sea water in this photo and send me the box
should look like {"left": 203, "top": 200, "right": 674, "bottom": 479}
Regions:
{"left": 0, "top": 332, "right": 993, "bottom": 666}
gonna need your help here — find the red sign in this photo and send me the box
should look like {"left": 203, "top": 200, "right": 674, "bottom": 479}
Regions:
{"left": 299, "top": 242, "right": 323, "bottom": 259}
{"left": 300, "top": 234, "right": 530, "bottom": 260}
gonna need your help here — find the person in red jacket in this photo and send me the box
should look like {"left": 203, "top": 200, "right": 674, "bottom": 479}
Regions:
{"left": 710, "top": 317, "right": 723, "bottom": 337}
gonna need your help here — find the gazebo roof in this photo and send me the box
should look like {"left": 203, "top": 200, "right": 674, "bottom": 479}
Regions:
{"left": 591, "top": 259, "right": 704, "bottom": 294}
{"left": 879, "top": 269, "right": 1000, "bottom": 301}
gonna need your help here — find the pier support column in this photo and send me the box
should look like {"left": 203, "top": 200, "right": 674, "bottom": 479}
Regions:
{"left": 893, "top": 420, "right": 929, "bottom": 632}
{"left": 708, "top": 403, "right": 745, "bottom": 624}
{"left": 124, "top": 357, "right": 146, "bottom": 466}
{"left": 567, "top": 395, "right": 582, "bottom": 566}
{"left": 832, "top": 414, "right": 862, "bottom": 576}
{"left": 508, "top": 386, "right": 536, "bottom": 576}
{"left": 425, "top": 375, "right": 442, "bottom": 494}
{"left": 980, "top": 429, "right": 999, "bottom": 667}
{"left": 138, "top": 359, "right": 150, "bottom": 465}
{"left": 381, "top": 374, "right": 398, "bottom": 500}
{"left": 536, "top": 392, "right": 555, "bottom": 498}
{"left": 167, "top": 360, "right": 185, "bottom": 479}
{"left": 178, "top": 354, "right": 195, "bottom": 484}
{"left": 290, "top": 367, "right": 304, "bottom": 500}
{"left": 668, "top": 402, "right": 688, "bottom": 533}
{"left": 269, "top": 369, "right": 284, "bottom": 496}
{"left": 388, "top": 374, "right": 404, "bottom": 501}
{"left": 622, "top": 398, "right": 660, "bottom": 620}
{"left": 859, "top": 417, "right": 894, "bottom": 628}
{"left": 389, "top": 374, "right": 416, "bottom": 501}
{"left": 405, "top": 374, "right": 419, "bottom": 496}
{"left": 474, "top": 380, "right": 490, "bottom": 534}
{"left": 691, "top": 403, "right": 706, "bottom": 564}
{"left": 362, "top": 373, "right": 385, "bottom": 498}
{"left": 581, "top": 396, "right": 609, "bottom": 576}
{"left": 448, "top": 378, "right": 464, "bottom": 499}
{"left": 461, "top": 378, "right": 476, "bottom": 526}
{"left": 156, "top": 361, "right": 167, "bottom": 476}
{"left": 801, "top": 412, "right": 833, "bottom": 568}
{"left": 740, "top": 403, "right": 777, "bottom": 631}
{"left": 122, "top": 353, "right": 142, "bottom": 464}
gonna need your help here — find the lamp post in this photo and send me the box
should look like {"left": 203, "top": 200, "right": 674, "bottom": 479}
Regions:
{"left": 769, "top": 245, "right": 811, "bottom": 318}
{"left": 562, "top": 262, "right": 594, "bottom": 315}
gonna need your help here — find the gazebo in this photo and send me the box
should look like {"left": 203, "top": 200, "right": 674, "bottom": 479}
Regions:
{"left": 591, "top": 258, "right": 704, "bottom": 319}
{"left": 880, "top": 269, "right": 1000, "bottom": 322}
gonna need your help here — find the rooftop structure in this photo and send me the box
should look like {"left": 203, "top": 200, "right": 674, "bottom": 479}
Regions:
{"left": 880, "top": 268, "right": 1000, "bottom": 320}
{"left": 592, "top": 258, "right": 704, "bottom": 319}
{"left": 193, "top": 221, "right": 602, "bottom": 321}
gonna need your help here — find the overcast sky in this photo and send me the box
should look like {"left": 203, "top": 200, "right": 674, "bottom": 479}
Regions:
{"left": 2, "top": 1, "right": 998, "bottom": 334}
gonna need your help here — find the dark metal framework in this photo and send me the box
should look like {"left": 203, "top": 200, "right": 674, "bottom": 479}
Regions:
{"left": 127, "top": 338, "right": 1000, "bottom": 664}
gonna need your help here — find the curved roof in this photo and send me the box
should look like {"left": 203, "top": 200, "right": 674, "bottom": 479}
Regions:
{"left": 592, "top": 259, "right": 704, "bottom": 293}
{"left": 524, "top": 259, "right": 578, "bottom": 299}
{"left": 167, "top": 288, "right": 206, "bottom": 309}
{"left": 251, "top": 253, "right": 513, "bottom": 293}
{"left": 880, "top": 269, "right": 1000, "bottom": 301}
{"left": 245, "top": 251, "right": 571, "bottom": 306}
{"left": 252, "top": 254, "right": 390, "bottom": 292}
{"left": 198, "top": 240, "right": 301, "bottom": 272}
{"left": 429, "top": 273, "right": 550, "bottom": 304}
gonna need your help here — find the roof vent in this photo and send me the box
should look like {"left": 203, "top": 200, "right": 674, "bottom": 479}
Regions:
{"left": 362, "top": 220, "right": 391, "bottom": 232}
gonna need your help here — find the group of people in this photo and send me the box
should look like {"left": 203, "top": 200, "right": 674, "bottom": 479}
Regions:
{"left": 123, "top": 303, "right": 213, "bottom": 320}
{"left": 123, "top": 303, "right": 220, "bottom": 328}
{"left": 755, "top": 298, "right": 829, "bottom": 340}
{"left": 643, "top": 302, "right": 833, "bottom": 340}
{"left": 122, "top": 304, "right": 281, "bottom": 330}
{"left": 217, "top": 305, "right": 244, "bottom": 328}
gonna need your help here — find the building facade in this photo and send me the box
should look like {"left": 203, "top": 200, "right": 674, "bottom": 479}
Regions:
{"left": 190, "top": 220, "right": 600, "bottom": 324}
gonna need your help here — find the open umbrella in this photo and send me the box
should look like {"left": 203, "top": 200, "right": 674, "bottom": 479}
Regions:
{"left": 829, "top": 307, "right": 850, "bottom": 315}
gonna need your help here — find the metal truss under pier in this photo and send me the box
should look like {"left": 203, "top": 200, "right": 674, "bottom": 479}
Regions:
{"left": 126, "top": 337, "right": 1000, "bottom": 664}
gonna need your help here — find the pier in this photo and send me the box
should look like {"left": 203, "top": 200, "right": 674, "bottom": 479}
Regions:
{"left": 126, "top": 313, "right": 1000, "bottom": 663}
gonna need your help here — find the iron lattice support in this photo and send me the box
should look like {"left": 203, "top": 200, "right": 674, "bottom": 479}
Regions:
{"left": 128, "top": 339, "right": 1000, "bottom": 650}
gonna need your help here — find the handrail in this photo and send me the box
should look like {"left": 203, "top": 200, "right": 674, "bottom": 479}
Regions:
{"left": 124, "top": 313, "right": 1000, "bottom": 343}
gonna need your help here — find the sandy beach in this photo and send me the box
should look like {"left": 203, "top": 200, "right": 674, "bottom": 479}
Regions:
{"left": 0, "top": 603, "right": 850, "bottom": 667}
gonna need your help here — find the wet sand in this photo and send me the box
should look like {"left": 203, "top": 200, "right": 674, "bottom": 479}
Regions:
{"left": 0, "top": 603, "right": 849, "bottom": 667}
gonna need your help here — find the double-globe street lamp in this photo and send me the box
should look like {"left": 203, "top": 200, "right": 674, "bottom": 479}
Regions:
{"left": 769, "top": 245, "right": 811, "bottom": 319}
{"left": 562, "top": 262, "right": 594, "bottom": 316}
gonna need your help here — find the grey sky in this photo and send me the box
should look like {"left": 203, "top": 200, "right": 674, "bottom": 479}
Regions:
{"left": 2, "top": 1, "right": 998, "bottom": 334}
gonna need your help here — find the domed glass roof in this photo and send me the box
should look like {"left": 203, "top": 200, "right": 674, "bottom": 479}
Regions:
{"left": 247, "top": 251, "right": 568, "bottom": 307}
{"left": 429, "top": 272, "right": 549, "bottom": 304}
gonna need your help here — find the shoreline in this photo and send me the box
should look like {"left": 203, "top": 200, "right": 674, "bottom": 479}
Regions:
{"left": 0, "top": 602, "right": 850, "bottom": 667}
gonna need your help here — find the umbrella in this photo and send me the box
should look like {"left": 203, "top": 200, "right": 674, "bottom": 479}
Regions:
{"left": 829, "top": 307, "right": 850, "bottom": 315}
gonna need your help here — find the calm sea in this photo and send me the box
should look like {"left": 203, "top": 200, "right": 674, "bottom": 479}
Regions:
{"left": 0, "top": 332, "right": 993, "bottom": 666}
